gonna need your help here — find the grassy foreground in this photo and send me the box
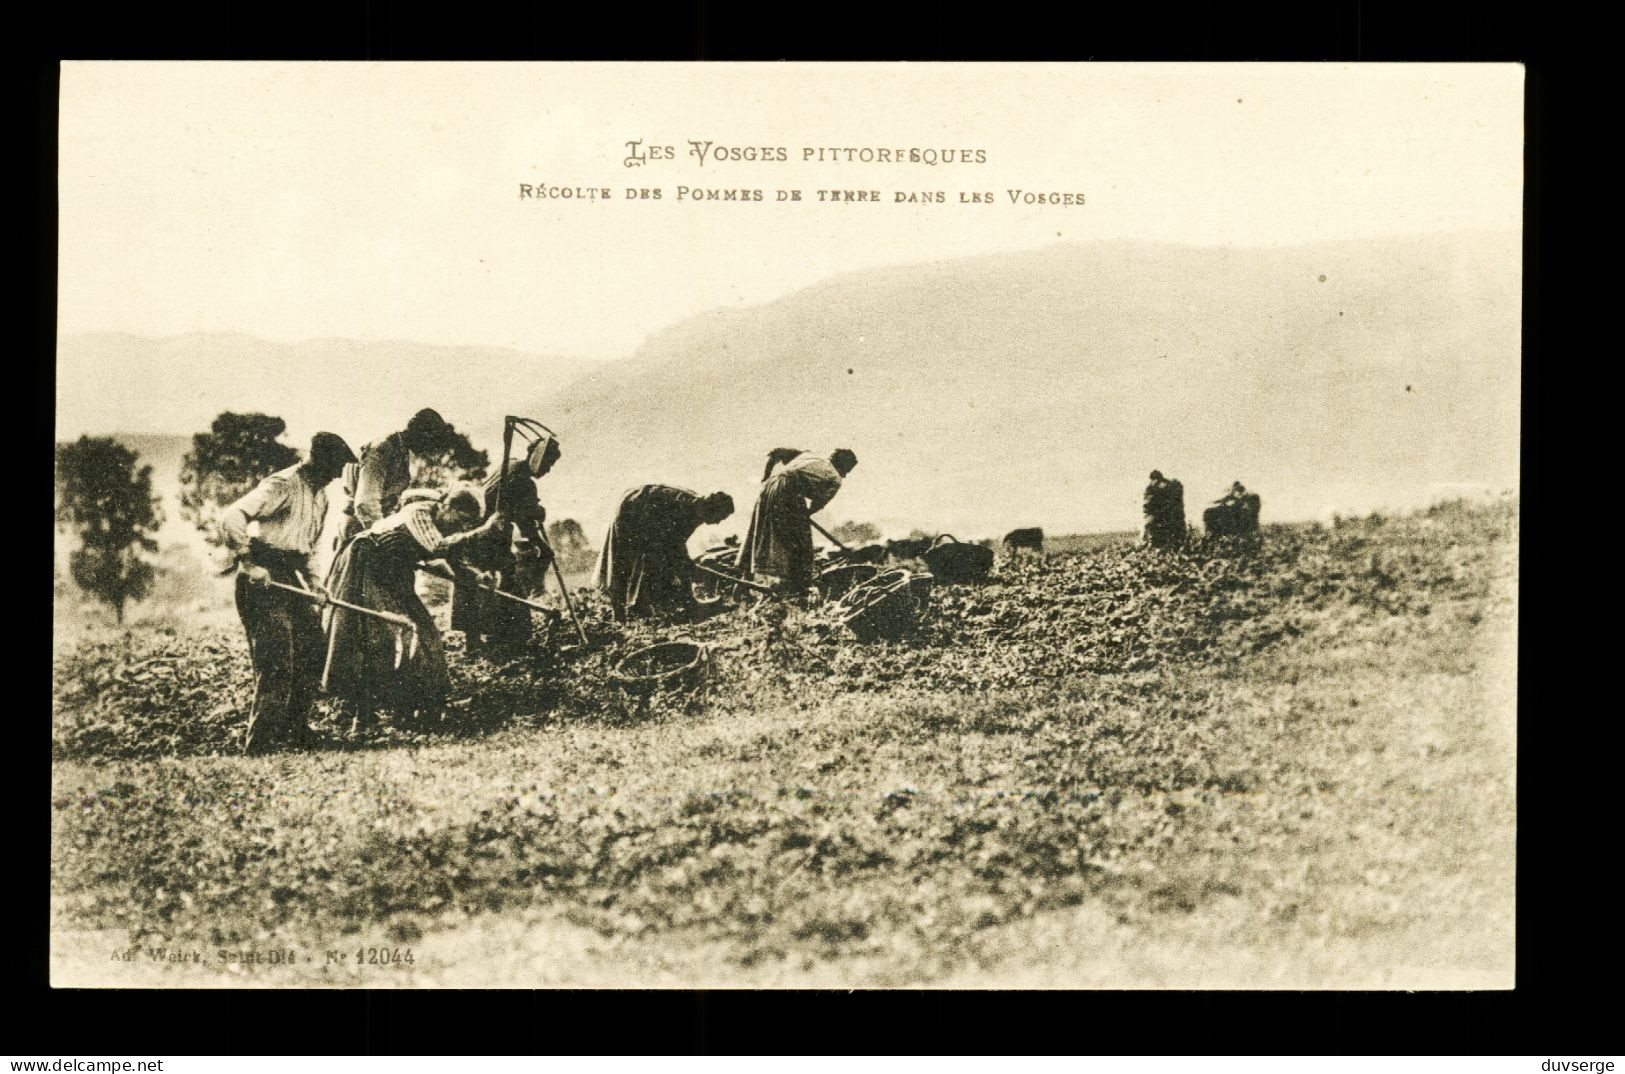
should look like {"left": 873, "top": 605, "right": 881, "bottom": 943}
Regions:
{"left": 51, "top": 501, "right": 1516, "bottom": 988}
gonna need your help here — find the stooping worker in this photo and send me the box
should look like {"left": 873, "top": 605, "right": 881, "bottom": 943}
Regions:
{"left": 593, "top": 485, "right": 736, "bottom": 620}
{"left": 1204, "top": 481, "right": 1262, "bottom": 537}
{"left": 219, "top": 431, "right": 357, "bottom": 755}
{"left": 737, "top": 447, "right": 858, "bottom": 593}
{"left": 450, "top": 436, "right": 561, "bottom": 657}
{"left": 321, "top": 489, "right": 506, "bottom": 732}
{"left": 1142, "top": 469, "right": 1187, "bottom": 549}
{"left": 337, "top": 408, "right": 460, "bottom": 546}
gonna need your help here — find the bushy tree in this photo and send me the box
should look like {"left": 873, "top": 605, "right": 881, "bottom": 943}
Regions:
{"left": 410, "top": 424, "right": 490, "bottom": 489}
{"left": 55, "top": 437, "right": 162, "bottom": 623}
{"left": 830, "top": 520, "right": 881, "bottom": 545}
{"left": 547, "top": 517, "right": 588, "bottom": 551}
{"left": 547, "top": 518, "right": 595, "bottom": 574}
{"left": 178, "top": 412, "right": 299, "bottom": 546}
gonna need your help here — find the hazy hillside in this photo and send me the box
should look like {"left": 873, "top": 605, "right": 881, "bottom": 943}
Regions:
{"left": 530, "top": 233, "right": 1521, "bottom": 539}
{"left": 55, "top": 333, "right": 601, "bottom": 455}
{"left": 53, "top": 234, "right": 1521, "bottom": 544}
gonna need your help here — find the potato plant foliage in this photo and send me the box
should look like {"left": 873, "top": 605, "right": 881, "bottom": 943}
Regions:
{"left": 51, "top": 499, "right": 1515, "bottom": 985}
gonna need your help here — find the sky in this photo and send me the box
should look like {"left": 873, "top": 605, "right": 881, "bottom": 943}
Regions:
{"left": 58, "top": 62, "right": 1524, "bottom": 360}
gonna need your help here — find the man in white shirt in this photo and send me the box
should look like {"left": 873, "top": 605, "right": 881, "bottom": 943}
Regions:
{"left": 220, "top": 431, "right": 357, "bottom": 754}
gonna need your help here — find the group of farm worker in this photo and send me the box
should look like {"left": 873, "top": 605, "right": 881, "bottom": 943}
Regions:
{"left": 218, "top": 407, "right": 860, "bottom": 753}
{"left": 1141, "top": 471, "right": 1262, "bottom": 549}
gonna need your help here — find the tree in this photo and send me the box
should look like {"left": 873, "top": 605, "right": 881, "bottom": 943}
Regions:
{"left": 55, "top": 437, "right": 162, "bottom": 623}
{"left": 547, "top": 518, "right": 595, "bottom": 574}
{"left": 830, "top": 520, "right": 881, "bottom": 545}
{"left": 409, "top": 424, "right": 490, "bottom": 490}
{"left": 178, "top": 412, "right": 299, "bottom": 546}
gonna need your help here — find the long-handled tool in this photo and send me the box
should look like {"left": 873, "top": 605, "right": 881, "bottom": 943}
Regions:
{"left": 256, "top": 575, "right": 418, "bottom": 668}
{"left": 493, "top": 414, "right": 590, "bottom": 648}
{"left": 494, "top": 415, "right": 558, "bottom": 513}
{"left": 416, "top": 563, "right": 559, "bottom": 616}
{"left": 809, "top": 517, "right": 856, "bottom": 562}
{"left": 536, "top": 534, "right": 590, "bottom": 647}
{"left": 693, "top": 560, "right": 777, "bottom": 595}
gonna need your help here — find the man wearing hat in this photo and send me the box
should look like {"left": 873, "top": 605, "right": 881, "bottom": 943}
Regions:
{"left": 338, "top": 408, "right": 460, "bottom": 545}
{"left": 220, "top": 431, "right": 357, "bottom": 754}
{"left": 450, "top": 435, "right": 562, "bottom": 655}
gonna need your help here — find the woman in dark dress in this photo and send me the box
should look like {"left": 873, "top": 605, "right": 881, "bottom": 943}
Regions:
{"left": 322, "top": 491, "right": 502, "bottom": 729}
{"left": 594, "top": 485, "right": 734, "bottom": 620}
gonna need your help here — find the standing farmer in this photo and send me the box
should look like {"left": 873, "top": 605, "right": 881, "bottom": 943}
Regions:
{"left": 737, "top": 447, "right": 857, "bottom": 593}
{"left": 451, "top": 437, "right": 561, "bottom": 656}
{"left": 220, "top": 431, "right": 357, "bottom": 754}
{"left": 594, "top": 485, "right": 735, "bottom": 620}
{"left": 337, "top": 408, "right": 459, "bottom": 545}
{"left": 1142, "top": 470, "right": 1187, "bottom": 549}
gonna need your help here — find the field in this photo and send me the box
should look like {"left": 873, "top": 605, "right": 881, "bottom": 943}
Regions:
{"left": 50, "top": 499, "right": 1517, "bottom": 988}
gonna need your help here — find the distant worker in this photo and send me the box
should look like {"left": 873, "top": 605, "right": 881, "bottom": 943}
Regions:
{"left": 738, "top": 447, "right": 858, "bottom": 592}
{"left": 322, "top": 490, "right": 506, "bottom": 732}
{"left": 594, "top": 485, "right": 736, "bottom": 620}
{"left": 1142, "top": 470, "right": 1187, "bottom": 549}
{"left": 451, "top": 436, "right": 561, "bottom": 657}
{"left": 338, "top": 408, "right": 460, "bottom": 545}
{"left": 219, "top": 431, "right": 357, "bottom": 755}
{"left": 1204, "top": 481, "right": 1262, "bottom": 537}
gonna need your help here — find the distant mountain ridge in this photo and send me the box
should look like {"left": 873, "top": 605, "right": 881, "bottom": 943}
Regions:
{"left": 57, "top": 233, "right": 1521, "bottom": 545}
{"left": 528, "top": 233, "right": 1521, "bottom": 539}
{"left": 55, "top": 332, "right": 602, "bottom": 454}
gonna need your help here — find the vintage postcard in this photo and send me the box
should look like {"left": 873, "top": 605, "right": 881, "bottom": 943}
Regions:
{"left": 52, "top": 62, "right": 1521, "bottom": 988}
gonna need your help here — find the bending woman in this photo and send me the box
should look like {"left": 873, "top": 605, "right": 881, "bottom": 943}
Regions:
{"left": 322, "top": 490, "right": 504, "bottom": 730}
{"left": 736, "top": 447, "right": 857, "bottom": 592}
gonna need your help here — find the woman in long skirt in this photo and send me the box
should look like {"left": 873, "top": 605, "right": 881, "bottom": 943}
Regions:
{"left": 736, "top": 447, "right": 857, "bottom": 592}
{"left": 594, "top": 485, "right": 734, "bottom": 620}
{"left": 322, "top": 491, "right": 503, "bottom": 730}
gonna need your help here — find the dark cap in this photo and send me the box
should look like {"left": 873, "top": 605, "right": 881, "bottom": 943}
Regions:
{"left": 830, "top": 448, "right": 858, "bottom": 475}
{"left": 406, "top": 408, "right": 451, "bottom": 438}
{"left": 309, "top": 432, "right": 357, "bottom": 469}
{"left": 1150, "top": 470, "right": 1165, "bottom": 481}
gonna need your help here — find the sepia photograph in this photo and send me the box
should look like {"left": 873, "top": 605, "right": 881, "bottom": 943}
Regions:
{"left": 50, "top": 61, "right": 1522, "bottom": 989}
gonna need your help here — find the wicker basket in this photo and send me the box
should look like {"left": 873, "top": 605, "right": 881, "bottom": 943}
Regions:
{"left": 610, "top": 640, "right": 709, "bottom": 696}
{"left": 920, "top": 534, "right": 994, "bottom": 583}
{"left": 836, "top": 569, "right": 922, "bottom": 642}
{"left": 816, "top": 562, "right": 879, "bottom": 600}
{"left": 693, "top": 546, "right": 742, "bottom": 601}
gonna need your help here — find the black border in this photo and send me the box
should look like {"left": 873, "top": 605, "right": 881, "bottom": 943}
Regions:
{"left": 18, "top": 0, "right": 1573, "bottom": 1056}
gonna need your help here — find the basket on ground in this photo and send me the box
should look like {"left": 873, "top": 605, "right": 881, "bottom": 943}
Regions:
{"left": 693, "top": 545, "right": 742, "bottom": 601}
{"left": 920, "top": 534, "right": 994, "bottom": 583}
{"left": 816, "top": 562, "right": 879, "bottom": 600}
{"left": 836, "top": 568, "right": 923, "bottom": 642}
{"left": 610, "top": 640, "right": 709, "bottom": 696}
